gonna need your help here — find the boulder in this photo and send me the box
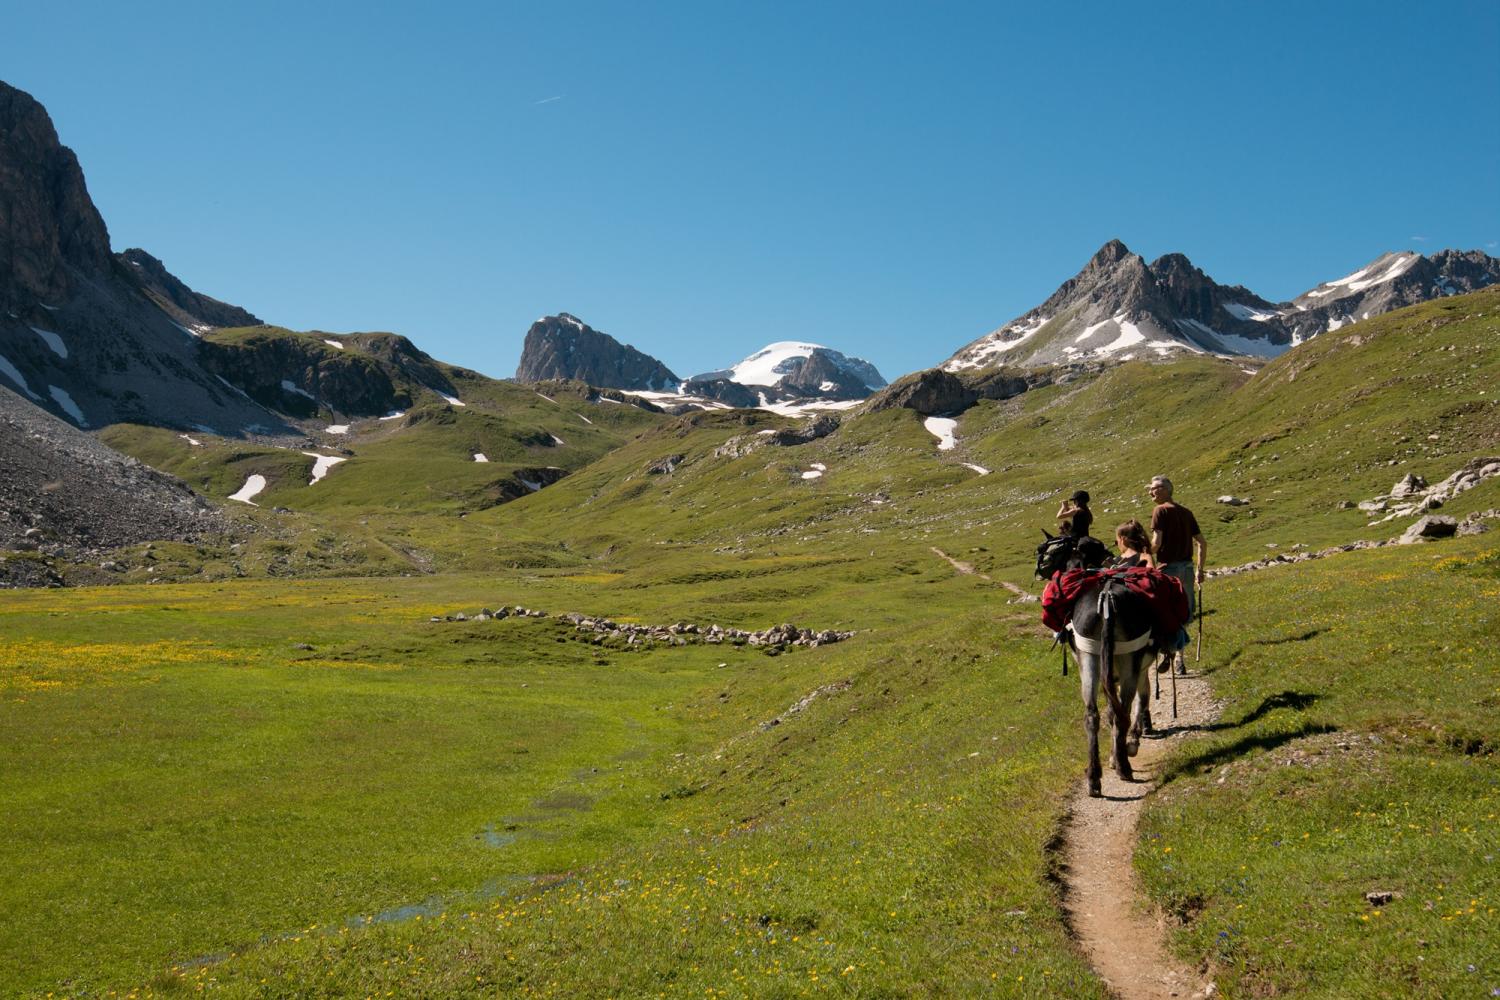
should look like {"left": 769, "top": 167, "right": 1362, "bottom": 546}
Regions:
{"left": 647, "top": 454, "right": 685, "bottom": 475}
{"left": 1217, "top": 496, "right": 1251, "bottom": 506}
{"left": 1398, "top": 515, "right": 1458, "bottom": 544}
{"left": 1389, "top": 473, "right": 1427, "bottom": 498}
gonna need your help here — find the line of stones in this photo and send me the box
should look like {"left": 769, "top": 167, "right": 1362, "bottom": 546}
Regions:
{"left": 427, "top": 606, "right": 855, "bottom": 651}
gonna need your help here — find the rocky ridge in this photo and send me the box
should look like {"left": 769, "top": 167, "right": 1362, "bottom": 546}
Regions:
{"left": 117, "top": 248, "right": 261, "bottom": 331}
{"left": 945, "top": 240, "right": 1499, "bottom": 370}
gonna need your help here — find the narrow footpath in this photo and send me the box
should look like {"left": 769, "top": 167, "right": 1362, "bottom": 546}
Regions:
{"left": 1059, "top": 669, "right": 1219, "bottom": 1000}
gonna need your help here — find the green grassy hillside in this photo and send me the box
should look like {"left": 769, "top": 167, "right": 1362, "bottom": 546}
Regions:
{"left": 1, "top": 290, "right": 1497, "bottom": 997}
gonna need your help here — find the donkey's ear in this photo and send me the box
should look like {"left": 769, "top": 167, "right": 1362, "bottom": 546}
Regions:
{"left": 1042, "top": 529, "right": 1055, "bottom": 541}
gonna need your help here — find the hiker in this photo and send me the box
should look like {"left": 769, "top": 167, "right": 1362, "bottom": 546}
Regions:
{"left": 1147, "top": 475, "right": 1206, "bottom": 672}
{"left": 1110, "top": 519, "right": 1154, "bottom": 570}
{"left": 1056, "top": 490, "right": 1094, "bottom": 538}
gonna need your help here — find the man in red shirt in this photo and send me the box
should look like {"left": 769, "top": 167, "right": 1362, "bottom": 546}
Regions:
{"left": 1148, "top": 474, "right": 1207, "bottom": 673}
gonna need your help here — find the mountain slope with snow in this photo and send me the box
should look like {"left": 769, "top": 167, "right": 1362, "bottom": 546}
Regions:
{"left": 945, "top": 242, "right": 1499, "bottom": 371}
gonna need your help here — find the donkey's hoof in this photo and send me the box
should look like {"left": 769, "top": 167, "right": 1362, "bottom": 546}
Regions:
{"left": 1088, "top": 779, "right": 1102, "bottom": 798}
{"left": 1126, "top": 737, "right": 1141, "bottom": 758}
{"left": 1116, "top": 766, "right": 1134, "bottom": 783}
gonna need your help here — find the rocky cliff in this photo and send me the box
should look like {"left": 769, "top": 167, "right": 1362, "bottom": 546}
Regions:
{"left": 0, "top": 80, "right": 285, "bottom": 433}
{"left": 515, "top": 314, "right": 680, "bottom": 390}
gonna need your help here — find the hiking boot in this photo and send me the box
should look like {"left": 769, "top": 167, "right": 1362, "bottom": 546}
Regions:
{"left": 1174, "top": 653, "right": 1187, "bottom": 675}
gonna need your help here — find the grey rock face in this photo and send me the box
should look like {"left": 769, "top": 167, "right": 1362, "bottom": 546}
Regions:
{"left": 117, "top": 249, "right": 261, "bottom": 330}
{"left": 515, "top": 314, "right": 679, "bottom": 391}
{"left": 0, "top": 80, "right": 284, "bottom": 433}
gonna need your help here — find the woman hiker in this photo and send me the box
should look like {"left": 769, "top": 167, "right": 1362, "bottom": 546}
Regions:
{"left": 1110, "top": 519, "right": 1154, "bottom": 570}
{"left": 1056, "top": 489, "right": 1094, "bottom": 538}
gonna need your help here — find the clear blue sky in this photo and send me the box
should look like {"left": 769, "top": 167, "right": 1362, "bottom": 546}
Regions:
{"left": 6, "top": 1, "right": 1498, "bottom": 382}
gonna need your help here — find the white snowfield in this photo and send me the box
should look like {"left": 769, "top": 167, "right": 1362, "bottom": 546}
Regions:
{"left": 440, "top": 393, "right": 466, "bottom": 407}
{"left": 228, "top": 474, "right": 268, "bottom": 504}
{"left": 0, "top": 352, "right": 41, "bottom": 400}
{"left": 725, "top": 341, "right": 827, "bottom": 386}
{"left": 945, "top": 314, "right": 1049, "bottom": 371}
{"left": 179, "top": 434, "right": 203, "bottom": 447}
{"left": 758, "top": 398, "right": 863, "bottom": 418}
{"left": 379, "top": 411, "right": 405, "bottom": 421}
{"left": 924, "top": 416, "right": 958, "bottom": 451}
{"left": 325, "top": 424, "right": 349, "bottom": 435}
{"left": 473, "top": 453, "right": 489, "bottom": 463}
{"left": 281, "top": 379, "right": 317, "bottom": 401}
{"left": 323, "top": 339, "right": 344, "bottom": 350}
{"left": 49, "top": 385, "right": 86, "bottom": 425}
{"left": 300, "top": 452, "right": 347, "bottom": 485}
{"left": 1076, "top": 314, "right": 1148, "bottom": 355}
{"left": 962, "top": 463, "right": 990, "bottom": 475}
{"left": 1223, "top": 302, "right": 1280, "bottom": 322}
{"left": 549, "top": 434, "right": 566, "bottom": 446}
{"left": 1304, "top": 253, "right": 1419, "bottom": 299}
{"left": 31, "top": 327, "right": 67, "bottom": 358}
{"left": 519, "top": 478, "right": 543, "bottom": 492}
{"left": 801, "top": 462, "right": 828, "bottom": 480}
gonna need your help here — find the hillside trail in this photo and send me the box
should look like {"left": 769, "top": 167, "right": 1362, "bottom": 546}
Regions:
{"left": 1060, "top": 666, "right": 1220, "bottom": 1000}
{"left": 928, "top": 546, "right": 1035, "bottom": 600}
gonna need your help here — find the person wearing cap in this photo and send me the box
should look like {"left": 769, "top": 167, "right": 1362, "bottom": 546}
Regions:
{"left": 1056, "top": 489, "right": 1094, "bottom": 538}
{"left": 1147, "top": 475, "right": 1206, "bottom": 673}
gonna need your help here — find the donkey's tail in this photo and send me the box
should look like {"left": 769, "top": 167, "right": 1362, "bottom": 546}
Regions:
{"left": 1099, "top": 586, "right": 1125, "bottom": 725}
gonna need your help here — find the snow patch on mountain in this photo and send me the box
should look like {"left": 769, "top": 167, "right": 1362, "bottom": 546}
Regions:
{"left": 31, "top": 327, "right": 67, "bottom": 358}
{"left": 228, "top": 475, "right": 267, "bottom": 505}
{"left": 301, "top": 452, "right": 347, "bottom": 485}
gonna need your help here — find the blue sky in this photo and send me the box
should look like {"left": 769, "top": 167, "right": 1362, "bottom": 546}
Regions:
{"left": 6, "top": 1, "right": 1498, "bottom": 382}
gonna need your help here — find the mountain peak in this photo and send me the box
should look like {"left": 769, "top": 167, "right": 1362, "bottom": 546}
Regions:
{"left": 515, "top": 314, "right": 679, "bottom": 391}
{"left": 118, "top": 248, "right": 262, "bottom": 331}
{"left": 1089, "top": 239, "right": 1134, "bottom": 267}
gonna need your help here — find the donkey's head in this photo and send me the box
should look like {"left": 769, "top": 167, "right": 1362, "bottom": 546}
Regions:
{"left": 1035, "top": 529, "right": 1110, "bottom": 580}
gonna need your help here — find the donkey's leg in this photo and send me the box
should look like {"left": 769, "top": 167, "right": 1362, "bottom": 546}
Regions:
{"left": 1128, "top": 651, "right": 1150, "bottom": 754}
{"left": 1080, "top": 651, "right": 1102, "bottom": 797}
{"left": 1111, "top": 654, "right": 1135, "bottom": 781}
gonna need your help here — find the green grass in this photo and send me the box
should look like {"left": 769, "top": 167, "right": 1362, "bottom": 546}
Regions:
{"left": 2, "top": 291, "right": 1498, "bottom": 996}
{"left": 1137, "top": 538, "right": 1500, "bottom": 999}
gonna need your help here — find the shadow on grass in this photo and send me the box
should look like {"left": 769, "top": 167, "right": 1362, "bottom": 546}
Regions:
{"left": 1160, "top": 719, "right": 1338, "bottom": 784}
{"left": 1211, "top": 690, "right": 1321, "bottom": 731}
{"left": 1250, "top": 629, "right": 1324, "bottom": 646}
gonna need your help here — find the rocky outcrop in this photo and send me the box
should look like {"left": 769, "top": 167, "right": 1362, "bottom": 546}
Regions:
{"left": 515, "top": 314, "right": 679, "bottom": 390}
{"left": 1353, "top": 458, "right": 1500, "bottom": 525}
{"left": 198, "top": 328, "right": 458, "bottom": 418}
{"left": 117, "top": 248, "right": 261, "bottom": 331}
{"left": 0, "top": 384, "right": 226, "bottom": 571}
{"left": 713, "top": 414, "right": 840, "bottom": 460}
{"left": 864, "top": 366, "right": 1042, "bottom": 415}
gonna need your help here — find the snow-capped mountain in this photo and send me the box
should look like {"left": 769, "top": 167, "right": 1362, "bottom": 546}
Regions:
{"left": 944, "top": 241, "right": 1499, "bottom": 371}
{"left": 687, "top": 342, "right": 886, "bottom": 403}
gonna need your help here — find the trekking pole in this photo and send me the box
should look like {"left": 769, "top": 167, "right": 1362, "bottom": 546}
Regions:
{"left": 1195, "top": 583, "right": 1204, "bottom": 662}
{"left": 1154, "top": 654, "right": 1160, "bottom": 701}
{"left": 1171, "top": 648, "right": 1179, "bottom": 719}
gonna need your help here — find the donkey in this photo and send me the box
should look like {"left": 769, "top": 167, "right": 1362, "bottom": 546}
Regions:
{"left": 1036, "top": 532, "right": 1158, "bottom": 798}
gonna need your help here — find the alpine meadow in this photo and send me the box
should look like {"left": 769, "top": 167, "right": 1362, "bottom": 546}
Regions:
{"left": 1, "top": 10, "right": 1499, "bottom": 999}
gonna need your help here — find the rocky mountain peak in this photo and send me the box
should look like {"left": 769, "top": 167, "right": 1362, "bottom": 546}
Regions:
{"left": 515, "top": 314, "right": 679, "bottom": 391}
{"left": 0, "top": 81, "right": 114, "bottom": 308}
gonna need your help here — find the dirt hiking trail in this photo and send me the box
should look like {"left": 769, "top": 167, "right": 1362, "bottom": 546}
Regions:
{"left": 1059, "top": 667, "right": 1220, "bottom": 1000}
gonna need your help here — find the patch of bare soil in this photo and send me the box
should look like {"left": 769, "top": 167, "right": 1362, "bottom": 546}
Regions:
{"left": 1059, "top": 667, "right": 1221, "bottom": 1000}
